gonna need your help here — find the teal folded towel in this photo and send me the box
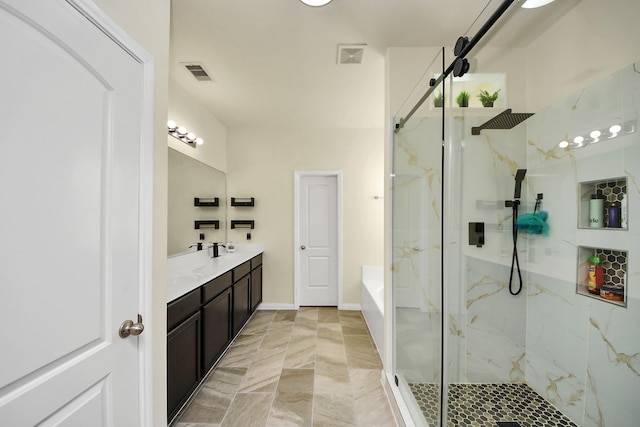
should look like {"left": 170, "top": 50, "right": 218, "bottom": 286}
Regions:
{"left": 516, "top": 211, "right": 549, "bottom": 235}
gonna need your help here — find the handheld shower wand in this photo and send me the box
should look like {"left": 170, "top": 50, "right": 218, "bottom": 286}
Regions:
{"left": 507, "top": 169, "right": 526, "bottom": 295}
{"left": 514, "top": 168, "right": 527, "bottom": 199}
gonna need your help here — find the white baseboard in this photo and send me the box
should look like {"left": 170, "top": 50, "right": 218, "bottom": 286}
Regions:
{"left": 258, "top": 302, "right": 362, "bottom": 311}
{"left": 257, "top": 302, "right": 296, "bottom": 310}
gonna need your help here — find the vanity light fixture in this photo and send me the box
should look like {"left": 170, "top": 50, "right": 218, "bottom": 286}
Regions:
{"left": 299, "top": 0, "right": 332, "bottom": 6}
{"left": 167, "top": 120, "right": 204, "bottom": 147}
{"left": 557, "top": 120, "right": 636, "bottom": 150}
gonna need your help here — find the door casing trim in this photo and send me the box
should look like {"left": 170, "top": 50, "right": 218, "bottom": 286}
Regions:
{"left": 293, "top": 170, "right": 343, "bottom": 309}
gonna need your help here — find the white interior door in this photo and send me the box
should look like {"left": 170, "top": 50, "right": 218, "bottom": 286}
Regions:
{"left": 0, "top": 1, "right": 149, "bottom": 425}
{"left": 296, "top": 173, "right": 339, "bottom": 306}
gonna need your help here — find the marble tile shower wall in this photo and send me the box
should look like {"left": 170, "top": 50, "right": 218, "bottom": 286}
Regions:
{"left": 450, "top": 116, "right": 528, "bottom": 385}
{"left": 524, "top": 61, "right": 640, "bottom": 426}
{"left": 392, "top": 115, "right": 443, "bottom": 383}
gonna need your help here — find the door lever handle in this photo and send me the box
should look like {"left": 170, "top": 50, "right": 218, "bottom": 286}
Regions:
{"left": 119, "top": 314, "right": 144, "bottom": 338}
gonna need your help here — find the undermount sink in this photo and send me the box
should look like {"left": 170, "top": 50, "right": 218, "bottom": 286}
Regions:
{"left": 169, "top": 273, "right": 204, "bottom": 288}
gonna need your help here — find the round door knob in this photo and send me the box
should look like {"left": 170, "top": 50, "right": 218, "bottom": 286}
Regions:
{"left": 300, "top": 245, "right": 306, "bottom": 250}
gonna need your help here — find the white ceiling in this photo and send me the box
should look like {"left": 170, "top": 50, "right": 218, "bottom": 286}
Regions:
{"left": 169, "top": 0, "right": 579, "bottom": 129}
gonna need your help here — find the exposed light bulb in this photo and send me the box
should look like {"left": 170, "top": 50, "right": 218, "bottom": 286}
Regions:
{"left": 167, "top": 120, "right": 177, "bottom": 130}
{"left": 299, "top": 0, "right": 332, "bottom": 6}
{"left": 195, "top": 137, "right": 204, "bottom": 146}
{"left": 609, "top": 124, "right": 622, "bottom": 134}
{"left": 177, "top": 126, "right": 187, "bottom": 136}
{"left": 521, "top": 0, "right": 555, "bottom": 8}
{"left": 573, "top": 136, "right": 584, "bottom": 145}
{"left": 558, "top": 140, "right": 569, "bottom": 148}
{"left": 590, "top": 130, "right": 601, "bottom": 139}
{"left": 186, "top": 132, "right": 196, "bottom": 142}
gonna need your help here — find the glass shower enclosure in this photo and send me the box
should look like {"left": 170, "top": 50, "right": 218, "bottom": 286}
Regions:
{"left": 392, "top": 47, "right": 446, "bottom": 427}
{"left": 391, "top": 3, "right": 640, "bottom": 422}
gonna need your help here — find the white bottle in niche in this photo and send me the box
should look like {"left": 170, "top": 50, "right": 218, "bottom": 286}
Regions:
{"left": 621, "top": 194, "right": 628, "bottom": 228}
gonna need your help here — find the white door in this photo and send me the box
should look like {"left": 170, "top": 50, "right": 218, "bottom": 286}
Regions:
{"left": 0, "top": 1, "right": 150, "bottom": 425}
{"left": 296, "top": 173, "right": 340, "bottom": 306}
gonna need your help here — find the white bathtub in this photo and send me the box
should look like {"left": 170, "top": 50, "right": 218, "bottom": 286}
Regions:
{"left": 361, "top": 265, "right": 384, "bottom": 355}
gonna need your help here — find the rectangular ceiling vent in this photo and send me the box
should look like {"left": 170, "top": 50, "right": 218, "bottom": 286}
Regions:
{"left": 337, "top": 44, "right": 366, "bottom": 65}
{"left": 184, "top": 63, "right": 213, "bottom": 81}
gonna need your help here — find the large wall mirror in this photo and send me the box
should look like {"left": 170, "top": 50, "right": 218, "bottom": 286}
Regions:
{"left": 168, "top": 147, "right": 227, "bottom": 256}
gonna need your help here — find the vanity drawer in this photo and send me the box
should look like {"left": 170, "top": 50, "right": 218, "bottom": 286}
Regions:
{"left": 167, "top": 288, "right": 201, "bottom": 331}
{"left": 233, "top": 261, "right": 251, "bottom": 283}
{"left": 250, "top": 253, "right": 262, "bottom": 270}
{"left": 202, "top": 271, "right": 233, "bottom": 303}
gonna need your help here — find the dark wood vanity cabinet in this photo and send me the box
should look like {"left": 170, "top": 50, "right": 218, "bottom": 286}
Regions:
{"left": 202, "top": 287, "right": 232, "bottom": 373}
{"left": 167, "top": 289, "right": 202, "bottom": 421}
{"left": 250, "top": 255, "right": 263, "bottom": 312}
{"left": 232, "top": 262, "right": 251, "bottom": 336}
{"left": 167, "top": 253, "right": 263, "bottom": 423}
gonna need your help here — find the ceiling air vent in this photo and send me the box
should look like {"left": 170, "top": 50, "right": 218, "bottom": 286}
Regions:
{"left": 337, "top": 44, "right": 366, "bottom": 65}
{"left": 184, "top": 64, "right": 213, "bottom": 81}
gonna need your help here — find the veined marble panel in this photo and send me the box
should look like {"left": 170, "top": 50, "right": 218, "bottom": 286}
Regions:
{"left": 524, "top": 59, "right": 640, "bottom": 426}
{"left": 395, "top": 307, "right": 441, "bottom": 383}
{"left": 393, "top": 118, "right": 443, "bottom": 312}
{"left": 462, "top": 257, "right": 526, "bottom": 383}
{"left": 584, "top": 298, "right": 640, "bottom": 427}
{"left": 525, "top": 272, "right": 588, "bottom": 424}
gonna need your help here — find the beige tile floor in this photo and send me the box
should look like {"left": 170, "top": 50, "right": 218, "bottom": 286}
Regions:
{"left": 175, "top": 307, "right": 396, "bottom": 427}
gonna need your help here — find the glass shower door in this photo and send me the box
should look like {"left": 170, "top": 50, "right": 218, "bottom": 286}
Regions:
{"left": 392, "top": 48, "right": 445, "bottom": 427}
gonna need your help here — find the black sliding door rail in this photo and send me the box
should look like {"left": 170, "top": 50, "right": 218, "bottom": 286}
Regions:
{"left": 395, "top": 0, "right": 515, "bottom": 132}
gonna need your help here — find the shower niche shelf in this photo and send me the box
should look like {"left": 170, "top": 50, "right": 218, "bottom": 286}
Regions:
{"left": 576, "top": 245, "right": 627, "bottom": 308}
{"left": 578, "top": 177, "right": 627, "bottom": 229}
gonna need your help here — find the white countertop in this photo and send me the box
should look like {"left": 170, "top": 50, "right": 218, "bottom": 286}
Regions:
{"left": 167, "top": 243, "right": 263, "bottom": 303}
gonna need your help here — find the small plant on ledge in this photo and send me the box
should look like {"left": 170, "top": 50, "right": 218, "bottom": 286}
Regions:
{"left": 456, "top": 91, "right": 470, "bottom": 108}
{"left": 433, "top": 92, "right": 444, "bottom": 108}
{"left": 477, "top": 89, "right": 501, "bottom": 107}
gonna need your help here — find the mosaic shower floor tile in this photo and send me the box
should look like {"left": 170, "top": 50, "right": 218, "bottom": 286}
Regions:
{"left": 409, "top": 382, "right": 577, "bottom": 427}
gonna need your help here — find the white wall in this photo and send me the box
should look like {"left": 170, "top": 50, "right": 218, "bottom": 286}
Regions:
{"left": 227, "top": 127, "right": 384, "bottom": 306}
{"left": 168, "top": 79, "right": 228, "bottom": 172}
{"left": 525, "top": 0, "right": 640, "bottom": 112}
{"left": 90, "top": 0, "right": 170, "bottom": 425}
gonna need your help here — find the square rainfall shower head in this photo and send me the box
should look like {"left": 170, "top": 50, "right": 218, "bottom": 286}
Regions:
{"left": 471, "top": 109, "right": 533, "bottom": 135}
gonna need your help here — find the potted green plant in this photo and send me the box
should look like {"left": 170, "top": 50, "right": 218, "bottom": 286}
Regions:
{"left": 433, "top": 92, "right": 444, "bottom": 108}
{"left": 456, "top": 91, "right": 470, "bottom": 108}
{"left": 477, "top": 89, "right": 501, "bottom": 107}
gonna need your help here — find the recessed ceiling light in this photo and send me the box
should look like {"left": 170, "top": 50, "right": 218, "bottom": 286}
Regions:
{"left": 299, "top": 0, "right": 332, "bottom": 6}
{"left": 522, "top": 0, "right": 555, "bottom": 9}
